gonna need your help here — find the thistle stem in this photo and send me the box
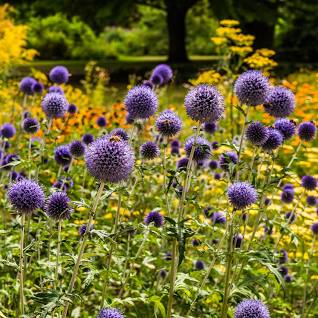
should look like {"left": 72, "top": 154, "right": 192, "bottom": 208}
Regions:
{"left": 55, "top": 220, "right": 62, "bottom": 288}
{"left": 19, "top": 214, "right": 26, "bottom": 316}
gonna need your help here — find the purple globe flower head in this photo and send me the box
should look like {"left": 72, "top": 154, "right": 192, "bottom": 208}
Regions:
{"left": 9, "top": 171, "right": 24, "bottom": 182}
{"left": 281, "top": 189, "right": 294, "bottom": 204}
{"left": 307, "top": 195, "right": 318, "bottom": 206}
{"left": 234, "top": 70, "right": 270, "bottom": 106}
{"left": 8, "top": 179, "right": 45, "bottom": 214}
{"left": 53, "top": 176, "right": 73, "bottom": 192}
{"left": 82, "top": 133, "right": 94, "bottom": 145}
{"left": 159, "top": 269, "right": 167, "bottom": 279}
{"left": 23, "top": 111, "right": 31, "bottom": 119}
{"left": 54, "top": 145, "right": 72, "bottom": 166}
{"left": 209, "top": 160, "right": 218, "bottom": 170}
{"left": 97, "top": 308, "right": 124, "bottom": 318}
{"left": 68, "top": 104, "right": 77, "bottom": 114}
{"left": 274, "top": 118, "right": 296, "bottom": 141}
{"left": 233, "top": 234, "right": 243, "bottom": 248}
{"left": 203, "top": 122, "right": 217, "bottom": 134}
{"left": 264, "top": 86, "right": 295, "bottom": 117}
{"left": 298, "top": 121, "right": 316, "bottom": 142}
{"left": 283, "top": 183, "right": 294, "bottom": 192}
{"left": 279, "top": 249, "right": 288, "bottom": 264}
{"left": 96, "top": 116, "right": 107, "bottom": 128}
{"left": 85, "top": 135, "right": 135, "bottom": 183}
{"left": 150, "top": 73, "right": 163, "bottom": 86}
{"left": 301, "top": 175, "right": 317, "bottom": 191}
{"left": 20, "top": 77, "right": 37, "bottom": 95}
{"left": 69, "top": 140, "right": 85, "bottom": 157}
{"left": 261, "top": 128, "right": 283, "bottom": 152}
{"left": 285, "top": 211, "right": 296, "bottom": 224}
{"left": 164, "top": 251, "right": 172, "bottom": 261}
{"left": 264, "top": 225, "right": 273, "bottom": 235}
{"left": 124, "top": 85, "right": 158, "bottom": 119}
{"left": 171, "top": 146, "right": 180, "bottom": 156}
{"left": 234, "top": 299, "right": 270, "bottom": 318}
{"left": 45, "top": 192, "right": 72, "bottom": 220}
{"left": 144, "top": 210, "right": 164, "bottom": 227}
{"left": 311, "top": 222, "right": 318, "bottom": 234}
{"left": 142, "top": 80, "right": 154, "bottom": 90}
{"left": 245, "top": 121, "right": 269, "bottom": 146}
{"left": 110, "top": 128, "right": 129, "bottom": 141}
{"left": 228, "top": 182, "right": 258, "bottom": 210}
{"left": 22, "top": 118, "right": 39, "bottom": 134}
{"left": 156, "top": 110, "right": 182, "bottom": 137}
{"left": 140, "top": 141, "right": 160, "bottom": 160}
{"left": 79, "top": 224, "right": 94, "bottom": 236}
{"left": 151, "top": 64, "right": 173, "bottom": 84}
{"left": 214, "top": 172, "right": 221, "bottom": 180}
{"left": 284, "top": 274, "right": 292, "bottom": 283}
{"left": 211, "top": 141, "right": 219, "bottom": 150}
{"left": 185, "top": 85, "right": 224, "bottom": 123}
{"left": 211, "top": 211, "right": 226, "bottom": 224}
{"left": 41, "top": 93, "right": 68, "bottom": 118}
{"left": 125, "top": 112, "right": 134, "bottom": 124}
{"left": 184, "top": 136, "right": 211, "bottom": 162}
{"left": 171, "top": 139, "right": 181, "bottom": 148}
{"left": 195, "top": 260, "right": 205, "bottom": 270}
{"left": 1, "top": 123, "right": 16, "bottom": 139}
{"left": 203, "top": 206, "right": 212, "bottom": 217}
{"left": 49, "top": 86, "right": 64, "bottom": 95}
{"left": 219, "top": 151, "right": 238, "bottom": 171}
{"left": 32, "top": 81, "right": 44, "bottom": 94}
{"left": 192, "top": 239, "right": 201, "bottom": 246}
{"left": 49, "top": 66, "right": 70, "bottom": 84}
{"left": 177, "top": 157, "right": 189, "bottom": 169}
{"left": 279, "top": 266, "right": 288, "bottom": 276}
{"left": 2, "top": 153, "right": 20, "bottom": 170}
{"left": 264, "top": 197, "right": 271, "bottom": 206}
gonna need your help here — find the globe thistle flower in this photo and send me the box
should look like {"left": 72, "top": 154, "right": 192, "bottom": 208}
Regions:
{"left": 264, "top": 86, "right": 295, "bottom": 117}
{"left": 184, "top": 136, "right": 211, "bottom": 162}
{"left": 203, "top": 206, "right": 212, "bottom": 217}
{"left": 96, "top": 116, "right": 106, "bottom": 128}
{"left": 285, "top": 211, "right": 296, "bottom": 224}
{"left": 9, "top": 171, "right": 21, "bottom": 182}
{"left": 32, "top": 82, "right": 44, "bottom": 94}
{"left": 234, "top": 299, "right": 270, "bottom": 318}
{"left": 245, "top": 121, "right": 269, "bottom": 146}
{"left": 159, "top": 269, "right": 167, "bottom": 279}
{"left": 97, "top": 308, "right": 124, "bottom": 318}
{"left": 311, "top": 222, "right": 318, "bottom": 234}
{"left": 49, "top": 86, "right": 64, "bottom": 95}
{"left": 78, "top": 224, "right": 94, "bottom": 236}
{"left": 8, "top": 180, "right": 45, "bottom": 214}
{"left": 192, "top": 239, "right": 201, "bottom": 246}
{"left": 164, "top": 252, "right": 172, "bottom": 261}
{"left": 233, "top": 234, "right": 243, "bottom": 248}
{"left": 22, "top": 118, "right": 39, "bottom": 134}
{"left": 203, "top": 122, "right": 217, "bottom": 134}
{"left": 298, "top": 121, "right": 316, "bottom": 142}
{"left": 209, "top": 160, "right": 218, "bottom": 170}
{"left": 151, "top": 64, "right": 173, "bottom": 84}
{"left": 195, "top": 260, "right": 205, "bottom": 270}
{"left": 264, "top": 225, "right": 273, "bottom": 235}
{"left": 261, "top": 128, "right": 283, "bottom": 152}
{"left": 211, "top": 141, "right": 219, "bottom": 150}
{"left": 140, "top": 141, "right": 160, "bottom": 160}
{"left": 85, "top": 135, "right": 134, "bottom": 183}
{"left": 150, "top": 73, "right": 163, "bottom": 86}
{"left": 68, "top": 104, "right": 77, "bottom": 114}
{"left": 219, "top": 151, "right": 238, "bottom": 171}
{"left": 171, "top": 146, "right": 180, "bottom": 156}
{"left": 41, "top": 93, "right": 68, "bottom": 118}
{"left": 274, "top": 118, "right": 296, "bottom": 141}
{"left": 279, "top": 249, "right": 288, "bottom": 264}
{"left": 54, "top": 145, "right": 72, "bottom": 166}
{"left": 20, "top": 77, "right": 36, "bottom": 95}
{"left": 53, "top": 177, "right": 73, "bottom": 192}
{"left": 306, "top": 195, "right": 318, "bottom": 206}
{"left": 264, "top": 197, "right": 271, "bottom": 206}
{"left": 177, "top": 157, "right": 189, "bottom": 169}
{"left": 284, "top": 274, "right": 292, "bottom": 283}
{"left": 110, "top": 128, "right": 129, "bottom": 141}
{"left": 49, "top": 66, "right": 69, "bottom": 84}
{"left": 45, "top": 192, "right": 72, "bottom": 220}
{"left": 301, "top": 175, "right": 317, "bottom": 191}
{"left": 185, "top": 85, "right": 224, "bottom": 122}
{"left": 69, "top": 140, "right": 85, "bottom": 157}
{"left": 82, "top": 133, "right": 94, "bottom": 145}
{"left": 142, "top": 80, "right": 154, "bottom": 90}
{"left": 280, "top": 189, "right": 294, "bottom": 204}
{"left": 2, "top": 154, "right": 20, "bottom": 170}
{"left": 124, "top": 86, "right": 158, "bottom": 119}
{"left": 228, "top": 182, "right": 258, "bottom": 210}
{"left": 171, "top": 139, "right": 180, "bottom": 148}
{"left": 279, "top": 266, "right": 288, "bottom": 276}
{"left": 1, "top": 123, "right": 16, "bottom": 139}
{"left": 144, "top": 210, "right": 164, "bottom": 227}
{"left": 156, "top": 110, "right": 182, "bottom": 137}
{"left": 211, "top": 211, "right": 226, "bottom": 224}
{"left": 214, "top": 172, "right": 221, "bottom": 180}
{"left": 283, "top": 184, "right": 294, "bottom": 192}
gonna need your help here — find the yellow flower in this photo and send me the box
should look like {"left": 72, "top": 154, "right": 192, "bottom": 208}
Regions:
{"left": 220, "top": 19, "right": 240, "bottom": 27}
{"left": 190, "top": 70, "right": 222, "bottom": 86}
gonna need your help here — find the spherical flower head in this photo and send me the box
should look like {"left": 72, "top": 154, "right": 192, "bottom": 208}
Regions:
{"left": 279, "top": 266, "right": 288, "bottom": 276}
{"left": 156, "top": 110, "right": 182, "bottom": 137}
{"left": 171, "top": 139, "right": 180, "bottom": 148}
{"left": 159, "top": 269, "right": 167, "bottom": 279}
{"left": 82, "top": 133, "right": 94, "bottom": 145}
{"left": 140, "top": 141, "right": 160, "bottom": 160}
{"left": 53, "top": 177, "right": 73, "bottom": 192}
{"left": 306, "top": 195, "right": 318, "bottom": 206}
{"left": 54, "top": 145, "right": 72, "bottom": 166}
{"left": 234, "top": 70, "right": 270, "bottom": 106}
{"left": 69, "top": 140, "right": 85, "bottom": 157}
{"left": 32, "top": 82, "right": 44, "bottom": 94}
{"left": 20, "top": 77, "right": 37, "bottom": 95}
{"left": 41, "top": 93, "right": 68, "bottom": 118}
{"left": 211, "top": 211, "right": 226, "bottom": 224}
{"left": 124, "top": 86, "right": 158, "bottom": 119}
{"left": 85, "top": 135, "right": 135, "bottom": 183}
{"left": 228, "top": 182, "right": 258, "bottom": 210}
{"left": 274, "top": 118, "right": 296, "bottom": 141}
{"left": 2, "top": 153, "right": 20, "bottom": 170}
{"left": 49, "top": 66, "right": 69, "bottom": 84}
{"left": 245, "top": 121, "right": 269, "bottom": 146}
{"left": 142, "top": 80, "right": 154, "bottom": 90}
{"left": 298, "top": 121, "right": 316, "bottom": 142}
{"left": 261, "top": 128, "right": 283, "bottom": 152}
{"left": 144, "top": 211, "right": 164, "bottom": 227}
{"left": 234, "top": 299, "right": 270, "bottom": 318}
{"left": 185, "top": 85, "right": 224, "bottom": 123}
{"left": 219, "top": 151, "right": 238, "bottom": 171}
{"left": 22, "top": 118, "right": 39, "bottom": 134}
{"left": 211, "top": 141, "right": 219, "bottom": 150}
{"left": 279, "top": 249, "right": 288, "bottom": 264}
{"left": 1, "top": 123, "right": 16, "bottom": 139}
{"left": 281, "top": 189, "right": 294, "bottom": 204}
{"left": 68, "top": 104, "right": 77, "bottom": 114}
{"left": 150, "top": 73, "right": 163, "bottom": 86}
{"left": 8, "top": 180, "right": 45, "bottom": 214}
{"left": 184, "top": 136, "right": 211, "bottom": 162}
{"left": 284, "top": 274, "right": 292, "bottom": 283}
{"left": 285, "top": 211, "right": 296, "bottom": 224}
{"left": 49, "top": 86, "right": 64, "bottom": 95}
{"left": 203, "top": 122, "right": 217, "bottom": 134}
{"left": 79, "top": 224, "right": 94, "bottom": 236}
{"left": 301, "top": 175, "right": 317, "bottom": 191}
{"left": 110, "top": 128, "right": 129, "bottom": 141}
{"left": 264, "top": 197, "right": 271, "bottom": 206}
{"left": 97, "top": 308, "right": 124, "bottom": 318}
{"left": 214, "top": 172, "right": 221, "bottom": 180}
{"left": 209, "top": 160, "right": 218, "bottom": 170}
{"left": 171, "top": 146, "right": 180, "bottom": 156}
{"left": 152, "top": 64, "right": 173, "bottom": 84}
{"left": 192, "top": 239, "right": 201, "bottom": 246}
{"left": 283, "top": 183, "right": 294, "bottom": 192}
{"left": 177, "top": 157, "right": 189, "bottom": 169}
{"left": 96, "top": 116, "right": 107, "bottom": 128}
{"left": 311, "top": 222, "right": 318, "bottom": 235}
{"left": 45, "top": 192, "right": 72, "bottom": 220}
{"left": 195, "top": 260, "right": 205, "bottom": 270}
{"left": 233, "top": 234, "right": 243, "bottom": 248}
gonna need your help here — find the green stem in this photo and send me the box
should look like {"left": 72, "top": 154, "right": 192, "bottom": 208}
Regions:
{"left": 162, "top": 137, "right": 171, "bottom": 216}
{"left": 19, "top": 214, "right": 26, "bottom": 316}
{"left": 55, "top": 220, "right": 62, "bottom": 288}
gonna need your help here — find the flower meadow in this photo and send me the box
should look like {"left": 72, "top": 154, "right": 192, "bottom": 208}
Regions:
{"left": 0, "top": 62, "right": 318, "bottom": 318}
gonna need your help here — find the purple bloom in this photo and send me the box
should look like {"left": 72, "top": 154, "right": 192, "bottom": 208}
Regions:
{"left": 159, "top": 269, "right": 167, "bottom": 279}
{"left": 211, "top": 211, "right": 226, "bottom": 224}
{"left": 281, "top": 189, "right": 294, "bottom": 204}
{"left": 283, "top": 183, "right": 294, "bottom": 192}
{"left": 185, "top": 85, "right": 224, "bottom": 122}
{"left": 279, "top": 249, "right": 288, "bottom": 264}
{"left": 284, "top": 274, "right": 292, "bottom": 283}
{"left": 2, "top": 153, "right": 20, "bottom": 170}
{"left": 242, "top": 213, "right": 248, "bottom": 221}
{"left": 177, "top": 157, "right": 189, "bottom": 169}
{"left": 45, "top": 192, "right": 72, "bottom": 220}
{"left": 142, "top": 80, "right": 154, "bottom": 89}
{"left": 192, "top": 239, "right": 201, "bottom": 246}
{"left": 68, "top": 104, "right": 77, "bottom": 114}
{"left": 54, "top": 145, "right": 72, "bottom": 166}
{"left": 8, "top": 180, "right": 45, "bottom": 214}
{"left": 285, "top": 211, "right": 296, "bottom": 223}
{"left": 144, "top": 211, "right": 164, "bottom": 227}
{"left": 261, "top": 128, "right": 283, "bottom": 152}
{"left": 311, "top": 222, "right": 318, "bottom": 234}
{"left": 49, "top": 86, "right": 64, "bottom": 95}
{"left": 140, "top": 141, "right": 160, "bottom": 160}
{"left": 1, "top": 123, "right": 16, "bottom": 139}
{"left": 110, "top": 128, "right": 129, "bottom": 141}
{"left": 184, "top": 136, "right": 211, "bottom": 162}
{"left": 69, "top": 140, "right": 85, "bottom": 157}
{"left": 20, "top": 77, "right": 37, "bottom": 95}
{"left": 150, "top": 73, "right": 163, "bottom": 86}
{"left": 53, "top": 177, "right": 73, "bottom": 192}
{"left": 214, "top": 172, "right": 221, "bottom": 180}
{"left": 301, "top": 175, "right": 317, "bottom": 191}
{"left": 245, "top": 121, "right": 269, "bottom": 146}
{"left": 233, "top": 234, "right": 243, "bottom": 248}
{"left": 279, "top": 266, "right": 288, "bottom": 276}
{"left": 211, "top": 141, "right": 219, "bottom": 150}
{"left": 264, "top": 197, "right": 271, "bottom": 206}
{"left": 32, "top": 82, "right": 44, "bottom": 94}
{"left": 171, "top": 139, "right": 180, "bottom": 148}
{"left": 234, "top": 299, "right": 270, "bottom": 318}
{"left": 203, "top": 122, "right": 217, "bottom": 134}
{"left": 171, "top": 146, "right": 180, "bottom": 156}
{"left": 156, "top": 110, "right": 182, "bottom": 137}
{"left": 195, "top": 260, "right": 205, "bottom": 270}
{"left": 49, "top": 66, "right": 69, "bottom": 84}
{"left": 264, "top": 86, "right": 295, "bottom": 117}
{"left": 124, "top": 86, "right": 158, "bottom": 119}
{"left": 82, "top": 133, "right": 94, "bottom": 145}
{"left": 228, "top": 182, "right": 258, "bottom": 210}
{"left": 41, "top": 93, "right": 68, "bottom": 118}
{"left": 208, "top": 160, "right": 218, "bottom": 170}
{"left": 274, "top": 118, "right": 296, "bottom": 141}
{"left": 307, "top": 195, "right": 318, "bottom": 206}
{"left": 151, "top": 64, "right": 173, "bottom": 84}
{"left": 234, "top": 70, "right": 270, "bottom": 106}
{"left": 219, "top": 151, "right": 238, "bottom": 171}
{"left": 22, "top": 118, "right": 39, "bottom": 134}
{"left": 85, "top": 135, "right": 134, "bottom": 183}
{"left": 78, "top": 224, "right": 94, "bottom": 236}
{"left": 97, "top": 308, "right": 124, "bottom": 318}
{"left": 96, "top": 116, "right": 107, "bottom": 127}
{"left": 298, "top": 121, "right": 316, "bottom": 142}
